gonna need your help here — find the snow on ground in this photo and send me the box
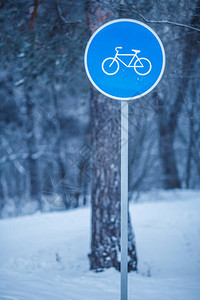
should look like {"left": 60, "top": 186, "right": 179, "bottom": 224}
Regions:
{"left": 0, "top": 190, "right": 200, "bottom": 300}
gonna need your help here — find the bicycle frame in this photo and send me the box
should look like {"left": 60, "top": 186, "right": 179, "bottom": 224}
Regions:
{"left": 114, "top": 52, "right": 137, "bottom": 67}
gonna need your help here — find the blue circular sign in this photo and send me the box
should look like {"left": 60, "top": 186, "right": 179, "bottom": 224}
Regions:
{"left": 84, "top": 19, "right": 165, "bottom": 100}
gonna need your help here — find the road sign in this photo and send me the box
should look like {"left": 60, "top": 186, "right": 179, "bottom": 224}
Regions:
{"left": 84, "top": 19, "right": 165, "bottom": 300}
{"left": 84, "top": 19, "right": 165, "bottom": 100}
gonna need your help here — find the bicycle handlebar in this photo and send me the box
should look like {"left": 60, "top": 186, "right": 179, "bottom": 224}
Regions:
{"left": 115, "top": 47, "right": 122, "bottom": 51}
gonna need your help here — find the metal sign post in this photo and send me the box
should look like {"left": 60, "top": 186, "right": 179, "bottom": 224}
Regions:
{"left": 121, "top": 101, "right": 128, "bottom": 300}
{"left": 84, "top": 18, "right": 165, "bottom": 300}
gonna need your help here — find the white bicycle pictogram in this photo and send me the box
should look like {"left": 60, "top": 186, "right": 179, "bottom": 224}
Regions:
{"left": 102, "top": 47, "right": 152, "bottom": 76}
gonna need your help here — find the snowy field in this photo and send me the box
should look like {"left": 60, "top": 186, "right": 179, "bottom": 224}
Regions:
{"left": 0, "top": 190, "right": 200, "bottom": 300}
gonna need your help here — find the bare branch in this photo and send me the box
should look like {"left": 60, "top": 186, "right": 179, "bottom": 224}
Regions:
{"left": 30, "top": 0, "right": 39, "bottom": 31}
{"left": 124, "top": 3, "right": 200, "bottom": 33}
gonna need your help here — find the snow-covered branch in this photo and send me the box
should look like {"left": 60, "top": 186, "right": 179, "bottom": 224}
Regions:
{"left": 125, "top": 4, "right": 200, "bottom": 32}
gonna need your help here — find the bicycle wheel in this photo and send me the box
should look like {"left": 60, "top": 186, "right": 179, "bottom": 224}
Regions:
{"left": 134, "top": 58, "right": 152, "bottom": 76}
{"left": 102, "top": 57, "right": 119, "bottom": 75}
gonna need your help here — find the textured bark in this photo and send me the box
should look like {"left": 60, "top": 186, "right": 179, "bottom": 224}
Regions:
{"left": 88, "top": 91, "right": 137, "bottom": 271}
{"left": 86, "top": 0, "right": 137, "bottom": 272}
{"left": 89, "top": 92, "right": 121, "bottom": 271}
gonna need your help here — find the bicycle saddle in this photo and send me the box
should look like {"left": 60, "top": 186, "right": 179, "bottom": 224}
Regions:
{"left": 132, "top": 49, "right": 140, "bottom": 53}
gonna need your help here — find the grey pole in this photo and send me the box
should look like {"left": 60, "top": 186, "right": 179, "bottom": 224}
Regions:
{"left": 121, "top": 101, "right": 128, "bottom": 300}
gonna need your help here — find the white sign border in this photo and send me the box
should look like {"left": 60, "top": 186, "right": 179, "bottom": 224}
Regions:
{"left": 84, "top": 18, "right": 166, "bottom": 101}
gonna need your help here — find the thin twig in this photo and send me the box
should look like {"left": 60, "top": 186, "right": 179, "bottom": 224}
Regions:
{"left": 125, "top": 5, "right": 200, "bottom": 33}
{"left": 30, "top": 0, "right": 39, "bottom": 30}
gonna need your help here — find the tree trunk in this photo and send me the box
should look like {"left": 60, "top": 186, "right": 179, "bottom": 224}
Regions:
{"left": 156, "top": 0, "right": 200, "bottom": 189}
{"left": 88, "top": 91, "right": 137, "bottom": 271}
{"left": 51, "top": 81, "right": 69, "bottom": 208}
{"left": 0, "top": 171, "right": 5, "bottom": 217}
{"left": 159, "top": 125, "right": 181, "bottom": 189}
{"left": 86, "top": 0, "right": 137, "bottom": 272}
{"left": 25, "top": 84, "right": 42, "bottom": 209}
{"left": 156, "top": 95, "right": 181, "bottom": 189}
